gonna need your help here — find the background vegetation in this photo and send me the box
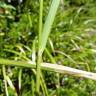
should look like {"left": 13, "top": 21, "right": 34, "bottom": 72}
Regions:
{"left": 0, "top": 0, "right": 96, "bottom": 95}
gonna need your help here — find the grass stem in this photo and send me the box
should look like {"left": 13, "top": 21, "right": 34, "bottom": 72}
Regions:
{"left": 36, "top": 0, "right": 43, "bottom": 94}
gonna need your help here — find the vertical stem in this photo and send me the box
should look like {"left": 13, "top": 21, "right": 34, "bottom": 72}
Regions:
{"left": 18, "top": 69, "right": 22, "bottom": 92}
{"left": 2, "top": 66, "right": 9, "bottom": 96}
{"left": 31, "top": 76, "right": 35, "bottom": 96}
{"left": 38, "top": 0, "right": 43, "bottom": 47}
{"left": 36, "top": 0, "right": 43, "bottom": 94}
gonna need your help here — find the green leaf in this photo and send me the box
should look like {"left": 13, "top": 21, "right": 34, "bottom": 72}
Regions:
{"left": 40, "top": 0, "right": 60, "bottom": 54}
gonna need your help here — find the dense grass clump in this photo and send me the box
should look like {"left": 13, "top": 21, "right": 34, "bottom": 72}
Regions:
{"left": 0, "top": 0, "right": 96, "bottom": 95}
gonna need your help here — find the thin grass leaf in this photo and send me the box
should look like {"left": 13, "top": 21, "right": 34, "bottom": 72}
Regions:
{"left": 4, "top": 49, "right": 30, "bottom": 61}
{"left": 40, "top": 0, "right": 60, "bottom": 54}
{"left": 2, "top": 66, "right": 9, "bottom": 96}
{"left": 45, "top": 48, "right": 56, "bottom": 64}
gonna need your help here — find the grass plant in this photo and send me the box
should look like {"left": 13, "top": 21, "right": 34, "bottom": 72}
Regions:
{"left": 0, "top": 0, "right": 96, "bottom": 95}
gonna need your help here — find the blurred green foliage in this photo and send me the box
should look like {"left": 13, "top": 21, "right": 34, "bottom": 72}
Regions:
{"left": 0, "top": 0, "right": 96, "bottom": 95}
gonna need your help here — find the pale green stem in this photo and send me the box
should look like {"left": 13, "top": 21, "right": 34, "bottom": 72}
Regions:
{"left": 0, "top": 58, "right": 96, "bottom": 80}
{"left": 36, "top": 0, "right": 43, "bottom": 94}
{"left": 18, "top": 69, "right": 22, "bottom": 91}
{"left": 31, "top": 76, "right": 35, "bottom": 96}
